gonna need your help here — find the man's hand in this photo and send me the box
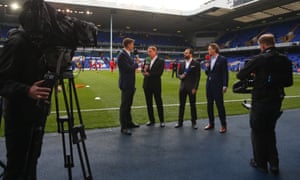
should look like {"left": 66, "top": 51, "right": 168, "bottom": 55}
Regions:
{"left": 135, "top": 57, "right": 140, "bottom": 64}
{"left": 143, "top": 72, "right": 150, "bottom": 76}
{"left": 180, "top": 74, "right": 186, "bottom": 79}
{"left": 223, "top": 87, "right": 227, "bottom": 94}
{"left": 192, "top": 88, "right": 197, "bottom": 95}
{"left": 205, "top": 63, "right": 210, "bottom": 68}
{"left": 28, "top": 80, "right": 51, "bottom": 100}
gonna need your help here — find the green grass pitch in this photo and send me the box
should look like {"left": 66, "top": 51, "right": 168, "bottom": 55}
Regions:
{"left": 1, "top": 70, "right": 300, "bottom": 135}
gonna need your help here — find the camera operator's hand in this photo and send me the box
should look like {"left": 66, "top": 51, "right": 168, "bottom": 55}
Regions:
{"left": 223, "top": 87, "right": 227, "bottom": 94}
{"left": 28, "top": 80, "right": 51, "bottom": 101}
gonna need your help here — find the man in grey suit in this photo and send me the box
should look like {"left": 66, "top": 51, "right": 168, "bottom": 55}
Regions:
{"left": 117, "top": 38, "right": 140, "bottom": 135}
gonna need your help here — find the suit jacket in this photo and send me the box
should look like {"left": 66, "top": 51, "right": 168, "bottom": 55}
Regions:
{"left": 206, "top": 55, "right": 229, "bottom": 90}
{"left": 143, "top": 57, "right": 164, "bottom": 90}
{"left": 177, "top": 60, "right": 200, "bottom": 92}
{"left": 117, "top": 49, "right": 138, "bottom": 90}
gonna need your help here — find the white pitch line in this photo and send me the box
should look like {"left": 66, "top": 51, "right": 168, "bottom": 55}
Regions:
{"left": 50, "top": 95, "right": 300, "bottom": 114}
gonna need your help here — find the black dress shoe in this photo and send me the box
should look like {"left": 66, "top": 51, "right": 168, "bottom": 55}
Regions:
{"left": 249, "top": 159, "right": 268, "bottom": 173}
{"left": 121, "top": 129, "right": 132, "bottom": 136}
{"left": 128, "top": 123, "right": 140, "bottom": 128}
{"left": 146, "top": 122, "right": 155, "bottom": 126}
{"left": 192, "top": 124, "right": 198, "bottom": 130}
{"left": 174, "top": 123, "right": 183, "bottom": 128}
{"left": 160, "top": 123, "right": 165, "bottom": 128}
{"left": 270, "top": 166, "right": 280, "bottom": 175}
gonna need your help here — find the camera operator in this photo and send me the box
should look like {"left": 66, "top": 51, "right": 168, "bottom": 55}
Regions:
{"left": 0, "top": 27, "right": 51, "bottom": 179}
{"left": 237, "top": 34, "right": 291, "bottom": 174}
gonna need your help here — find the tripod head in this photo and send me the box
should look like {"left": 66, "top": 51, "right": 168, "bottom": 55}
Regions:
{"left": 36, "top": 47, "right": 75, "bottom": 114}
{"left": 43, "top": 47, "right": 74, "bottom": 73}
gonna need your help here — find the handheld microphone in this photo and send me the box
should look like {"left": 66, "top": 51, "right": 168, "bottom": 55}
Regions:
{"left": 145, "top": 57, "right": 151, "bottom": 65}
{"left": 133, "top": 49, "right": 139, "bottom": 58}
{"left": 205, "top": 54, "right": 211, "bottom": 61}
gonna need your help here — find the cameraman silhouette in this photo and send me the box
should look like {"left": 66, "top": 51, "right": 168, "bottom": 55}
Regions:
{"left": 0, "top": 27, "right": 51, "bottom": 180}
{"left": 237, "top": 34, "right": 293, "bottom": 174}
{"left": 0, "top": 3, "right": 51, "bottom": 180}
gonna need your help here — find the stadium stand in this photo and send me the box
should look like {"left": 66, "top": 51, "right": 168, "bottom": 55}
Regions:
{"left": 215, "top": 19, "right": 300, "bottom": 72}
{"left": 218, "top": 20, "right": 300, "bottom": 48}
{"left": 98, "top": 31, "right": 188, "bottom": 47}
{"left": 1, "top": 19, "right": 300, "bottom": 72}
{"left": 0, "top": 24, "right": 188, "bottom": 48}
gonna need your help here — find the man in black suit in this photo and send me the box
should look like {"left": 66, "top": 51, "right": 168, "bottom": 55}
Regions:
{"left": 175, "top": 48, "right": 200, "bottom": 129}
{"left": 142, "top": 46, "right": 165, "bottom": 128}
{"left": 204, "top": 43, "right": 229, "bottom": 133}
{"left": 117, "top": 38, "right": 140, "bottom": 135}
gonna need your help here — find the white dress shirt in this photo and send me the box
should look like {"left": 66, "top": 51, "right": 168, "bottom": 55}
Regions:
{"left": 185, "top": 58, "right": 193, "bottom": 69}
{"left": 150, "top": 55, "right": 158, "bottom": 69}
{"left": 210, "top": 54, "right": 219, "bottom": 70}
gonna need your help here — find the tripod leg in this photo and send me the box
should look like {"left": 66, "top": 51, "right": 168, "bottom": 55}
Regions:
{"left": 70, "top": 77, "right": 93, "bottom": 179}
{"left": 57, "top": 78, "right": 75, "bottom": 180}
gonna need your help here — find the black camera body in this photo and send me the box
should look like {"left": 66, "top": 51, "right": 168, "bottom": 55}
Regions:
{"left": 19, "top": 0, "right": 98, "bottom": 48}
{"left": 232, "top": 59, "right": 254, "bottom": 94}
{"left": 232, "top": 77, "right": 254, "bottom": 94}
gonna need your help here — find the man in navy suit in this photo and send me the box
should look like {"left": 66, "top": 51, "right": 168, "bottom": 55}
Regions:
{"left": 175, "top": 48, "right": 200, "bottom": 129}
{"left": 117, "top": 38, "right": 140, "bottom": 135}
{"left": 204, "top": 43, "right": 229, "bottom": 133}
{"left": 142, "top": 46, "right": 165, "bottom": 128}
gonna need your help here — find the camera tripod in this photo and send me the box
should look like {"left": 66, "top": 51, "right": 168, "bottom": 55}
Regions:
{"left": 25, "top": 48, "right": 93, "bottom": 180}
{"left": 54, "top": 69, "right": 92, "bottom": 180}
{"left": 52, "top": 49, "right": 92, "bottom": 180}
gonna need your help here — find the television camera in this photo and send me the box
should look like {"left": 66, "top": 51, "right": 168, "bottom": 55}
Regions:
{"left": 17, "top": 0, "right": 99, "bottom": 179}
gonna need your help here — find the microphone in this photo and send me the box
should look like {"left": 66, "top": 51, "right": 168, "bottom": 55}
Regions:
{"left": 133, "top": 48, "right": 140, "bottom": 64}
{"left": 133, "top": 49, "right": 139, "bottom": 58}
{"left": 145, "top": 57, "right": 151, "bottom": 65}
{"left": 203, "top": 54, "right": 211, "bottom": 70}
{"left": 205, "top": 54, "right": 211, "bottom": 61}
{"left": 143, "top": 57, "right": 151, "bottom": 72}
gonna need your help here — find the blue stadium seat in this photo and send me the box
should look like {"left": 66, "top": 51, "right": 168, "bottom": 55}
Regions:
{"left": 218, "top": 20, "right": 300, "bottom": 48}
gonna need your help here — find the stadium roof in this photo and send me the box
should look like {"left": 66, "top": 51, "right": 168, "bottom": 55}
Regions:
{"left": 45, "top": 0, "right": 227, "bottom": 16}
{"left": 0, "top": 0, "right": 300, "bottom": 35}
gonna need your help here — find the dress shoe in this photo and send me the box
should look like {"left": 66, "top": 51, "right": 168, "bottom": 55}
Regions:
{"left": 146, "top": 122, "right": 155, "bottom": 126}
{"left": 249, "top": 159, "right": 268, "bottom": 173}
{"left": 128, "top": 123, "right": 140, "bottom": 128}
{"left": 160, "top": 123, "right": 165, "bottom": 128}
{"left": 191, "top": 124, "right": 198, "bottom": 130}
{"left": 121, "top": 129, "right": 132, "bottom": 136}
{"left": 219, "top": 126, "right": 227, "bottom": 133}
{"left": 270, "top": 166, "right": 280, "bottom": 175}
{"left": 174, "top": 123, "right": 183, "bottom": 128}
{"left": 204, "top": 124, "right": 214, "bottom": 130}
